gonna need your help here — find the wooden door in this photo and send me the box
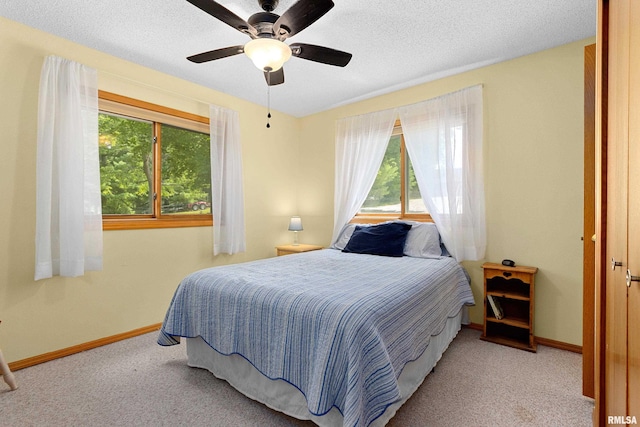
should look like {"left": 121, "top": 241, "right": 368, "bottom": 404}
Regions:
{"left": 596, "top": 1, "right": 640, "bottom": 422}
{"left": 627, "top": 0, "right": 640, "bottom": 417}
{"left": 583, "top": 43, "right": 596, "bottom": 399}
{"left": 605, "top": 0, "right": 629, "bottom": 418}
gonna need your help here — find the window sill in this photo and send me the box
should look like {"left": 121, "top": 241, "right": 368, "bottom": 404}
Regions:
{"left": 103, "top": 216, "right": 213, "bottom": 230}
{"left": 352, "top": 213, "right": 433, "bottom": 224}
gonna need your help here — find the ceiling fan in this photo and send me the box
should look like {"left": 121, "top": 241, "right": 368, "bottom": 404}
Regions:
{"left": 185, "top": 0, "right": 353, "bottom": 86}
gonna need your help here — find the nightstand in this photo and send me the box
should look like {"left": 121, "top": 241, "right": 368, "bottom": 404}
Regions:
{"left": 276, "top": 244, "right": 323, "bottom": 256}
{"left": 480, "top": 262, "right": 538, "bottom": 352}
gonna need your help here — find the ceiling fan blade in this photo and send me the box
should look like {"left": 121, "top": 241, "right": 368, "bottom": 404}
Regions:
{"left": 290, "top": 43, "right": 352, "bottom": 67}
{"left": 186, "top": 0, "right": 257, "bottom": 36}
{"left": 273, "top": 0, "right": 334, "bottom": 38}
{"left": 187, "top": 45, "right": 244, "bottom": 63}
{"left": 264, "top": 68, "right": 285, "bottom": 86}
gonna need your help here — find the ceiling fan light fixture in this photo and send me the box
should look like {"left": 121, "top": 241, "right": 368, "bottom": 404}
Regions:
{"left": 244, "top": 38, "right": 292, "bottom": 72}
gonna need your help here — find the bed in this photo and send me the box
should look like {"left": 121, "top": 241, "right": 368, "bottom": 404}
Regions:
{"left": 158, "top": 222, "right": 474, "bottom": 427}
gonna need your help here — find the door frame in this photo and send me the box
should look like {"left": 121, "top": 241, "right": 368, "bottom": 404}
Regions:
{"left": 593, "top": 0, "right": 609, "bottom": 425}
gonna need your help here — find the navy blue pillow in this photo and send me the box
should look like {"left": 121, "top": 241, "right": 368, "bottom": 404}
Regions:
{"left": 342, "top": 222, "right": 412, "bottom": 257}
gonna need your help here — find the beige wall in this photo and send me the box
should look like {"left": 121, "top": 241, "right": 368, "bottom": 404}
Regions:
{"left": 0, "top": 13, "right": 592, "bottom": 364}
{"left": 0, "top": 17, "right": 300, "bottom": 362}
{"left": 299, "top": 38, "right": 593, "bottom": 346}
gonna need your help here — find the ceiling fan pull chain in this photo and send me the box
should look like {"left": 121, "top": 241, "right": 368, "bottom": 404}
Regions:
{"left": 266, "top": 70, "right": 272, "bottom": 128}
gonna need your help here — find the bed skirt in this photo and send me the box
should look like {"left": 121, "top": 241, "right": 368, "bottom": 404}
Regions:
{"left": 186, "top": 307, "right": 467, "bottom": 426}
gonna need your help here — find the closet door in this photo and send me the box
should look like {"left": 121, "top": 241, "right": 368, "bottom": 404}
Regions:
{"left": 605, "top": 0, "right": 629, "bottom": 417}
{"left": 583, "top": 42, "right": 596, "bottom": 399}
{"left": 605, "top": 0, "right": 640, "bottom": 418}
{"left": 628, "top": 0, "right": 640, "bottom": 416}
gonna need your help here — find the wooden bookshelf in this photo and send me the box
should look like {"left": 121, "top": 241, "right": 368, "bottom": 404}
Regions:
{"left": 480, "top": 262, "right": 538, "bottom": 352}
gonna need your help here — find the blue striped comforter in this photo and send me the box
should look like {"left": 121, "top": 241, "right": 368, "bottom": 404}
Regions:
{"left": 158, "top": 249, "right": 474, "bottom": 426}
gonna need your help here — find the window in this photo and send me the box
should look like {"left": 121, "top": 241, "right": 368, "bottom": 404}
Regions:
{"left": 98, "top": 91, "right": 212, "bottom": 230}
{"left": 357, "top": 120, "right": 431, "bottom": 222}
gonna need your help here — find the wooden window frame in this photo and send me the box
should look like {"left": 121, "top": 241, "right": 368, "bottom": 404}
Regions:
{"left": 98, "top": 91, "right": 213, "bottom": 231}
{"left": 354, "top": 119, "right": 433, "bottom": 224}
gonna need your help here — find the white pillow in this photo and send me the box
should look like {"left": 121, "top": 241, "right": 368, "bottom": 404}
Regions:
{"left": 331, "top": 223, "right": 359, "bottom": 250}
{"left": 402, "top": 222, "right": 443, "bottom": 258}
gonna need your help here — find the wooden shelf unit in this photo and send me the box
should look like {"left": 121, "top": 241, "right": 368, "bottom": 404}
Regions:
{"left": 480, "top": 262, "right": 538, "bottom": 352}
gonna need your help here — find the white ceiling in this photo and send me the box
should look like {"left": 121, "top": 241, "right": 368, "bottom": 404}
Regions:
{"left": 0, "top": 0, "right": 596, "bottom": 117}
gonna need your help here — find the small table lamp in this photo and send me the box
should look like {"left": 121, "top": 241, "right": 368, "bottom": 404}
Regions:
{"left": 288, "top": 216, "right": 303, "bottom": 245}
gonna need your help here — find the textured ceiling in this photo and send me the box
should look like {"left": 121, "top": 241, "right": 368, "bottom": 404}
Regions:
{"left": 0, "top": 0, "right": 596, "bottom": 117}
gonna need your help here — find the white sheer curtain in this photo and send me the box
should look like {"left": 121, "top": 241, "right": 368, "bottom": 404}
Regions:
{"left": 331, "top": 108, "right": 398, "bottom": 244}
{"left": 35, "top": 56, "right": 103, "bottom": 280}
{"left": 209, "top": 105, "right": 246, "bottom": 255}
{"left": 399, "top": 85, "right": 485, "bottom": 261}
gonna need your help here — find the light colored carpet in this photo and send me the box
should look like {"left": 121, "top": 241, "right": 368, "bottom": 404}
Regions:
{"left": 0, "top": 328, "right": 593, "bottom": 426}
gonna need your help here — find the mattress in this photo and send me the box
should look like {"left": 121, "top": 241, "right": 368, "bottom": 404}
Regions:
{"left": 186, "top": 308, "right": 466, "bottom": 426}
{"left": 158, "top": 249, "right": 474, "bottom": 426}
